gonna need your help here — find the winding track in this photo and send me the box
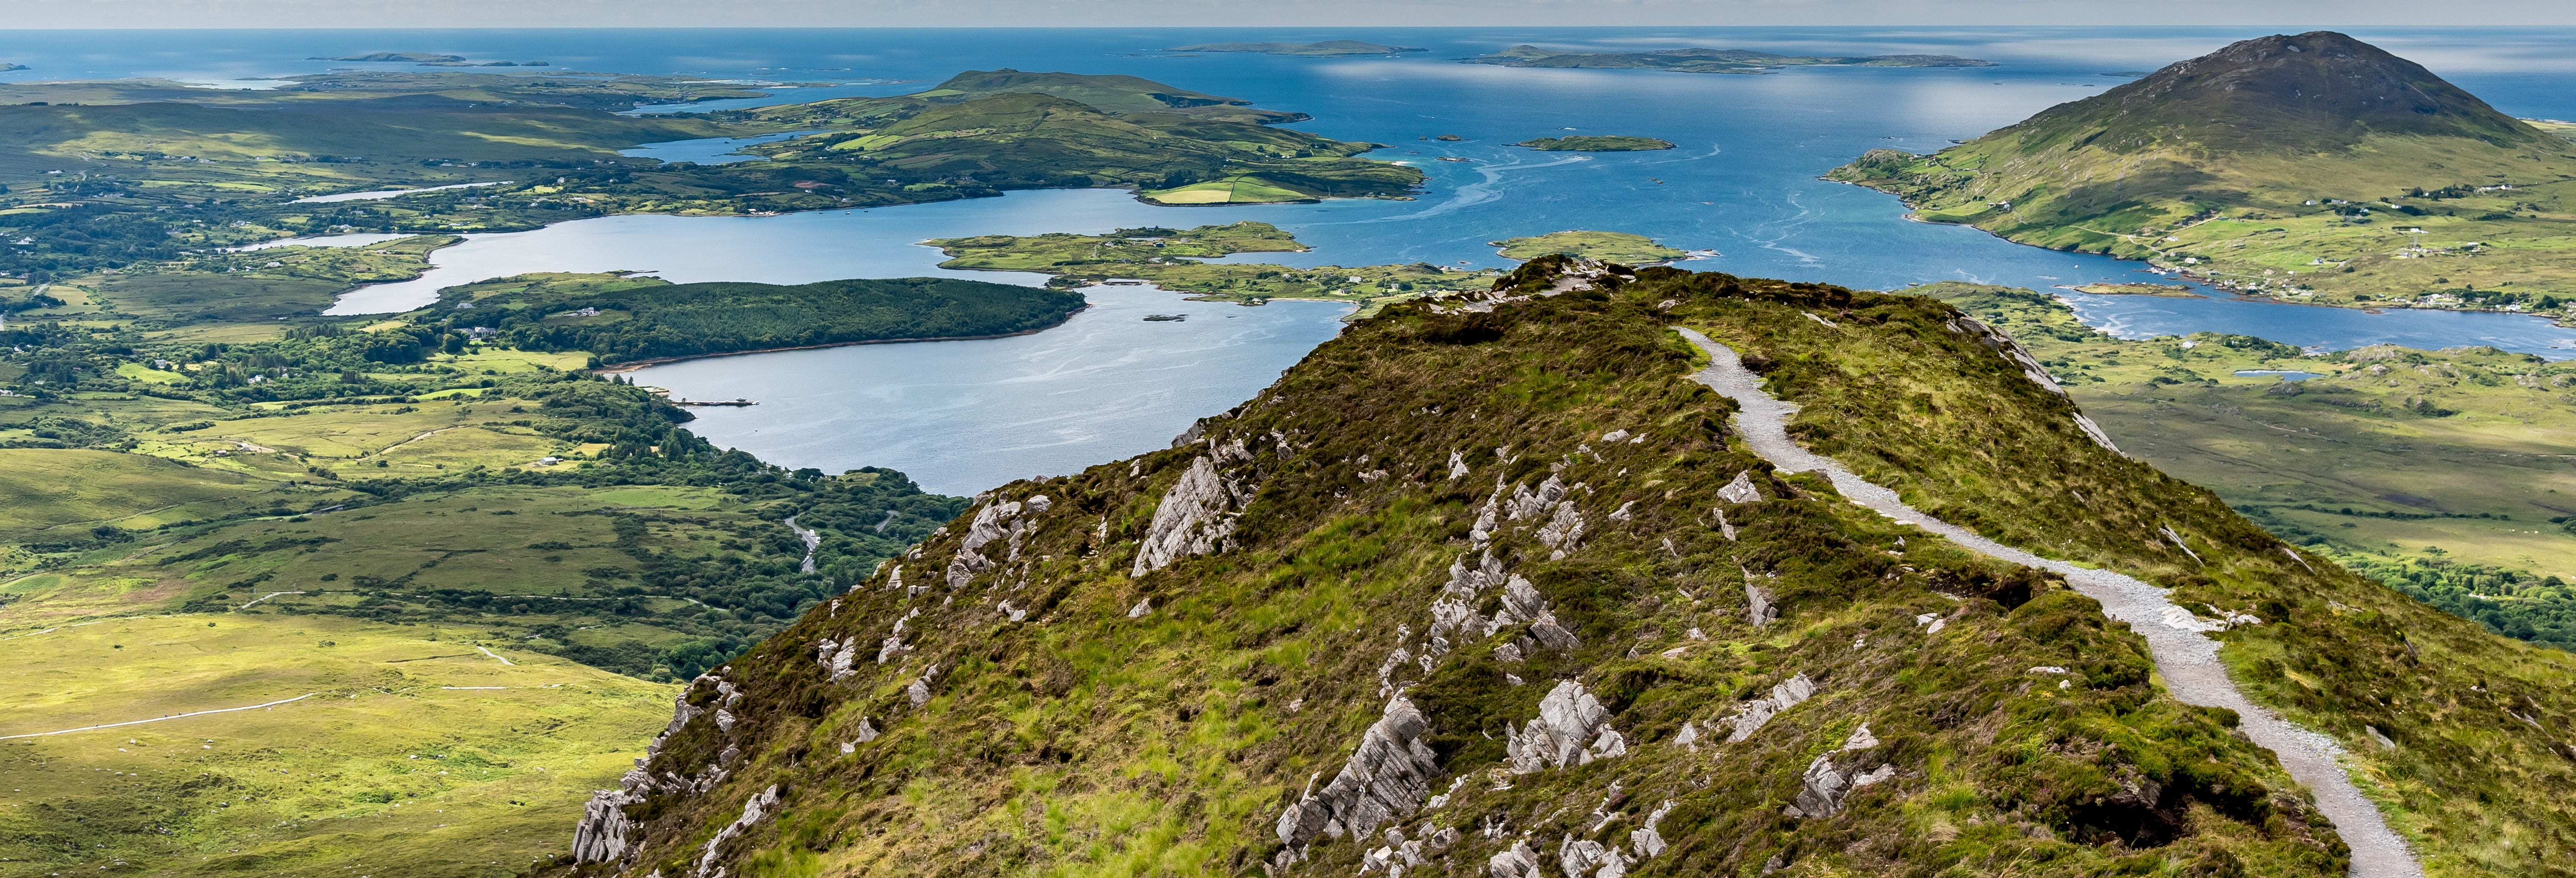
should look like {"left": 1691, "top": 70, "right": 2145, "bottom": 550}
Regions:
{"left": 1675, "top": 328, "right": 2420, "bottom": 878}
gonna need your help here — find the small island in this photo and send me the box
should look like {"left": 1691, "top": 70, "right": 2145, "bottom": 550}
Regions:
{"left": 1494, "top": 230, "right": 1687, "bottom": 264}
{"left": 1515, "top": 135, "right": 1675, "bottom": 152}
{"left": 311, "top": 52, "right": 465, "bottom": 62}
{"left": 2062, "top": 282, "right": 2203, "bottom": 298}
{"left": 1466, "top": 46, "right": 1994, "bottom": 75}
{"left": 0, "top": 63, "right": 28, "bottom": 73}
{"left": 1167, "top": 41, "right": 1425, "bottom": 57}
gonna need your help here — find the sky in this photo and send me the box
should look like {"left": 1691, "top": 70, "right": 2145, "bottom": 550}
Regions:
{"left": 9, "top": 0, "right": 2575, "bottom": 28}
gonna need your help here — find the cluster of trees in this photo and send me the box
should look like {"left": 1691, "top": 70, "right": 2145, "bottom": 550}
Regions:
{"left": 487, "top": 276, "right": 1086, "bottom": 364}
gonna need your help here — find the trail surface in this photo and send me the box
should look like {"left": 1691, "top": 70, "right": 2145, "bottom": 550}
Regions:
{"left": 0, "top": 693, "right": 317, "bottom": 740}
{"left": 1675, "top": 327, "right": 2419, "bottom": 878}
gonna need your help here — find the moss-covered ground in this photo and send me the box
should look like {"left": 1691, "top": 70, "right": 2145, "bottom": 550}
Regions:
{"left": 1495, "top": 230, "right": 1688, "bottom": 264}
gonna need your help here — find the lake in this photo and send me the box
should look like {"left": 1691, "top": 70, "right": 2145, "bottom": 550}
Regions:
{"left": 627, "top": 285, "right": 1350, "bottom": 495}
{"left": 23, "top": 27, "right": 2576, "bottom": 489}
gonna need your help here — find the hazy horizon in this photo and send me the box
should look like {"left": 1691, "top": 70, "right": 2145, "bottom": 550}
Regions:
{"left": 7, "top": 0, "right": 2574, "bottom": 29}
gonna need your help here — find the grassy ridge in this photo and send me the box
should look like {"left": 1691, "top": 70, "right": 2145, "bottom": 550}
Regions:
{"left": 571, "top": 264, "right": 2370, "bottom": 878}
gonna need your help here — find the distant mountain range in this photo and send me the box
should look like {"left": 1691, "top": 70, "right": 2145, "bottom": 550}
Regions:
{"left": 1466, "top": 45, "right": 1994, "bottom": 74}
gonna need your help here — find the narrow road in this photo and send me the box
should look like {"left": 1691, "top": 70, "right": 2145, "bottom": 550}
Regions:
{"left": 1675, "top": 328, "right": 2420, "bottom": 878}
{"left": 0, "top": 693, "right": 317, "bottom": 740}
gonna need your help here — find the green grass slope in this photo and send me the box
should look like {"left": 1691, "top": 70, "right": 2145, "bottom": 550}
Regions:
{"left": 560, "top": 263, "right": 2420, "bottom": 878}
{"left": 1686, "top": 272, "right": 2576, "bottom": 876}
{"left": 0, "top": 613, "right": 675, "bottom": 878}
{"left": 1828, "top": 32, "right": 2576, "bottom": 313}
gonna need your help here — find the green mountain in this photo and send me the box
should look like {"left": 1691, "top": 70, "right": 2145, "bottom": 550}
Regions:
{"left": 1829, "top": 32, "right": 2576, "bottom": 313}
{"left": 553, "top": 259, "right": 2576, "bottom": 878}
{"left": 1466, "top": 46, "right": 1994, "bottom": 74}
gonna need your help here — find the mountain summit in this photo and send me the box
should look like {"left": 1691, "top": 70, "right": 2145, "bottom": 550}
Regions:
{"left": 1826, "top": 32, "right": 2576, "bottom": 308}
{"left": 2018, "top": 31, "right": 2543, "bottom": 154}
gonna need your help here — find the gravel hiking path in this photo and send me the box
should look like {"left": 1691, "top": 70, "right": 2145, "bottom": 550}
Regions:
{"left": 1676, "top": 327, "right": 2419, "bottom": 878}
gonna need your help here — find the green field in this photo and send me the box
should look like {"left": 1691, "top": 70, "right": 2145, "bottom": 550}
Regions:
{"left": 1916, "top": 281, "right": 2576, "bottom": 648}
{"left": 1493, "top": 229, "right": 1688, "bottom": 263}
{"left": 0, "top": 613, "right": 674, "bottom": 878}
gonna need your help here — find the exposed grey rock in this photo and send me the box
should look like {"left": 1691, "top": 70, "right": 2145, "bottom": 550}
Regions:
{"left": 1606, "top": 501, "right": 1635, "bottom": 522}
{"left": 1721, "top": 673, "right": 1816, "bottom": 742}
{"left": 1840, "top": 723, "right": 1879, "bottom": 751}
{"left": 1275, "top": 695, "right": 1442, "bottom": 847}
{"left": 1537, "top": 501, "right": 1586, "bottom": 557}
{"left": 713, "top": 708, "right": 735, "bottom": 733}
{"left": 1025, "top": 494, "right": 1052, "bottom": 514}
{"left": 946, "top": 500, "right": 1024, "bottom": 587}
{"left": 1493, "top": 642, "right": 1525, "bottom": 664}
{"left": 877, "top": 608, "right": 917, "bottom": 664}
{"left": 1129, "top": 597, "right": 1152, "bottom": 618}
{"left": 885, "top": 565, "right": 903, "bottom": 593}
{"left": 1671, "top": 721, "right": 1699, "bottom": 752}
{"left": 694, "top": 785, "right": 780, "bottom": 878}
{"left": 1559, "top": 835, "right": 1626, "bottom": 878}
{"left": 1507, "top": 475, "right": 1567, "bottom": 521}
{"left": 1745, "top": 577, "right": 1779, "bottom": 627}
{"left": 838, "top": 718, "right": 879, "bottom": 754}
{"left": 816, "top": 638, "right": 857, "bottom": 681}
{"left": 572, "top": 786, "right": 641, "bottom": 863}
{"left": 1789, "top": 755, "right": 1851, "bottom": 817}
{"left": 1600, "top": 429, "right": 1630, "bottom": 444}
{"left": 1489, "top": 840, "right": 1547, "bottom": 878}
{"left": 1507, "top": 681, "right": 1625, "bottom": 773}
{"left": 1428, "top": 552, "right": 1508, "bottom": 653}
{"left": 1132, "top": 456, "right": 1241, "bottom": 577}
{"left": 1717, "top": 471, "right": 1761, "bottom": 504}
{"left": 1448, "top": 450, "right": 1469, "bottom": 480}
{"left": 1629, "top": 800, "right": 1675, "bottom": 859}
{"left": 906, "top": 676, "right": 931, "bottom": 707}
{"left": 1527, "top": 615, "right": 1580, "bottom": 651}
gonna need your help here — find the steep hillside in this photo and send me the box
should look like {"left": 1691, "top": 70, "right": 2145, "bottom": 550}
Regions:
{"left": 1830, "top": 32, "right": 2576, "bottom": 314}
{"left": 553, "top": 261, "right": 2576, "bottom": 877}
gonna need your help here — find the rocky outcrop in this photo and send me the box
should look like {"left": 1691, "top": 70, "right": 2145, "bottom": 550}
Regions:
{"left": 1133, "top": 451, "right": 1248, "bottom": 577}
{"left": 1276, "top": 695, "right": 1443, "bottom": 847}
{"left": 1506, "top": 681, "right": 1627, "bottom": 773}
{"left": 1487, "top": 840, "right": 1546, "bottom": 878}
{"left": 1716, "top": 470, "right": 1761, "bottom": 504}
{"left": 816, "top": 637, "right": 857, "bottom": 681}
{"left": 946, "top": 498, "right": 1037, "bottom": 588}
{"left": 694, "top": 785, "right": 781, "bottom": 878}
{"left": 1720, "top": 673, "right": 1816, "bottom": 742}
{"left": 1788, "top": 724, "right": 1895, "bottom": 818}
{"left": 572, "top": 784, "right": 642, "bottom": 864}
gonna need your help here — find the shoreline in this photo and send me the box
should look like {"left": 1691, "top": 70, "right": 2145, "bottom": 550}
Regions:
{"left": 1836, "top": 176, "right": 2573, "bottom": 327}
{"left": 590, "top": 304, "right": 1092, "bottom": 374}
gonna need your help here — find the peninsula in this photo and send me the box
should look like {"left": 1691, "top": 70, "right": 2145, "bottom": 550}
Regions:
{"left": 1466, "top": 45, "right": 1995, "bottom": 74}
{"left": 1829, "top": 32, "right": 2576, "bottom": 319}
